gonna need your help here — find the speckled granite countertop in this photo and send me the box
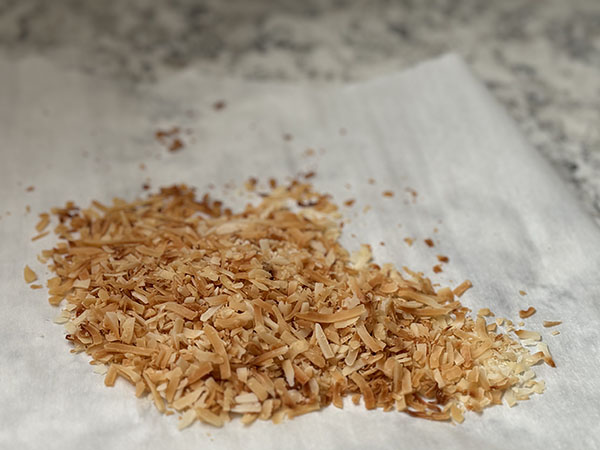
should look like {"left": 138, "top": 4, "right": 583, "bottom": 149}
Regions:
{"left": 1, "top": 0, "right": 599, "bottom": 220}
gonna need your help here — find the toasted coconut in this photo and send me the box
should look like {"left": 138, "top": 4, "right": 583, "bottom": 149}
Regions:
{"left": 32, "top": 181, "right": 551, "bottom": 429}
{"left": 519, "top": 307, "right": 536, "bottom": 319}
{"left": 35, "top": 213, "right": 50, "bottom": 232}
{"left": 178, "top": 409, "right": 197, "bottom": 430}
{"left": 24, "top": 265, "right": 37, "bottom": 283}
{"left": 453, "top": 280, "right": 472, "bottom": 297}
{"left": 515, "top": 330, "right": 541, "bottom": 341}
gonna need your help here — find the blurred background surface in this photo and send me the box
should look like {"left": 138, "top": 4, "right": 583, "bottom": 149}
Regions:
{"left": 1, "top": 0, "right": 599, "bottom": 220}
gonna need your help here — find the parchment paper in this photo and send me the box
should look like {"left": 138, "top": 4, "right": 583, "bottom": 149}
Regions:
{"left": 0, "top": 54, "right": 599, "bottom": 450}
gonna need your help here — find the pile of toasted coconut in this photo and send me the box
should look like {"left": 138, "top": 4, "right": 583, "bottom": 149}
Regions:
{"left": 37, "top": 181, "right": 552, "bottom": 429}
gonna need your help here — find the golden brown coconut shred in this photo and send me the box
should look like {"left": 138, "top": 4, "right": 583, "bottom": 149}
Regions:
{"left": 36, "top": 182, "right": 550, "bottom": 429}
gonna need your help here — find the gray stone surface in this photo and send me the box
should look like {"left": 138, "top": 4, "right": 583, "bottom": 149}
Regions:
{"left": 1, "top": 0, "right": 599, "bottom": 220}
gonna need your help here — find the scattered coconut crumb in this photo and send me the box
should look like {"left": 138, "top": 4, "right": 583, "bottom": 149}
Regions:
{"left": 406, "top": 188, "right": 418, "bottom": 202}
{"left": 178, "top": 409, "right": 197, "bottom": 430}
{"left": 543, "top": 321, "right": 562, "bottom": 328}
{"left": 155, "top": 127, "right": 178, "bottom": 140}
{"left": 213, "top": 100, "right": 226, "bottom": 110}
{"left": 453, "top": 280, "right": 472, "bottom": 297}
{"left": 404, "top": 237, "right": 414, "bottom": 246}
{"left": 156, "top": 127, "right": 184, "bottom": 152}
{"left": 30, "top": 284, "right": 43, "bottom": 290}
{"left": 551, "top": 331, "right": 560, "bottom": 336}
{"left": 519, "top": 307, "right": 536, "bottom": 319}
{"left": 437, "top": 255, "right": 449, "bottom": 263}
{"left": 519, "top": 290, "right": 527, "bottom": 296}
{"left": 30, "top": 181, "right": 552, "bottom": 429}
{"left": 244, "top": 178, "right": 258, "bottom": 192}
{"left": 304, "top": 171, "right": 316, "bottom": 179}
{"left": 26, "top": 186, "right": 35, "bottom": 192}
{"left": 536, "top": 342, "right": 556, "bottom": 367}
{"left": 139, "top": 163, "right": 146, "bottom": 170}
{"left": 363, "top": 205, "right": 372, "bottom": 214}
{"left": 344, "top": 199, "right": 355, "bottom": 207}
{"left": 24, "top": 265, "right": 37, "bottom": 283}
{"left": 382, "top": 190, "right": 394, "bottom": 198}
{"left": 31, "top": 231, "right": 50, "bottom": 241}
{"left": 424, "top": 238, "right": 434, "bottom": 248}
{"left": 26, "top": 205, "right": 31, "bottom": 213}
{"left": 515, "top": 330, "right": 541, "bottom": 341}
{"left": 477, "top": 308, "right": 494, "bottom": 317}
{"left": 303, "top": 149, "right": 315, "bottom": 157}
{"left": 36, "top": 213, "right": 50, "bottom": 232}
{"left": 432, "top": 265, "right": 442, "bottom": 273}
{"left": 171, "top": 139, "right": 184, "bottom": 152}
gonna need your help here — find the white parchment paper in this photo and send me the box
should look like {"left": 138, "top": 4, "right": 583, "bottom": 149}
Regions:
{"left": 0, "top": 54, "right": 599, "bottom": 450}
